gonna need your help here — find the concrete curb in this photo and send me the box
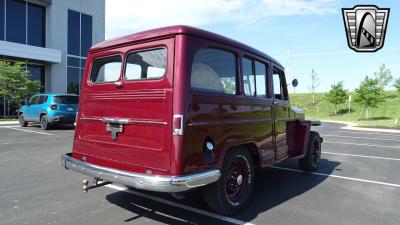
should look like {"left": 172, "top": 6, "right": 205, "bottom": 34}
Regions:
{"left": 0, "top": 121, "right": 19, "bottom": 126}
{"left": 322, "top": 120, "right": 400, "bottom": 134}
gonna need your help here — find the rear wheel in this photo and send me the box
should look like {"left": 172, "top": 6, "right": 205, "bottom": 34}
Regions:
{"left": 203, "top": 147, "right": 254, "bottom": 215}
{"left": 40, "top": 115, "right": 51, "bottom": 130}
{"left": 19, "top": 114, "right": 28, "bottom": 127}
{"left": 299, "top": 131, "right": 321, "bottom": 171}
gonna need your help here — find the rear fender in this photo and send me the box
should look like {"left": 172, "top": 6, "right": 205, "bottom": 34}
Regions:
{"left": 287, "top": 120, "right": 313, "bottom": 158}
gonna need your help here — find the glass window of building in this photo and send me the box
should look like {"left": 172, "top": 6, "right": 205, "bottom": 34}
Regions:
{"left": 68, "top": 10, "right": 80, "bottom": 56}
{"left": 27, "top": 64, "right": 45, "bottom": 93}
{"left": 6, "top": 0, "right": 26, "bottom": 44}
{"left": 27, "top": 3, "right": 46, "bottom": 47}
{"left": 2, "top": 0, "right": 45, "bottom": 46}
{"left": 0, "top": 0, "right": 4, "bottom": 40}
{"left": 67, "top": 10, "right": 93, "bottom": 94}
{"left": 81, "top": 14, "right": 93, "bottom": 57}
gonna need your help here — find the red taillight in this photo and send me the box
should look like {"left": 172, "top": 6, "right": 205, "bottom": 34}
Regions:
{"left": 50, "top": 104, "right": 57, "bottom": 110}
{"left": 173, "top": 114, "right": 183, "bottom": 136}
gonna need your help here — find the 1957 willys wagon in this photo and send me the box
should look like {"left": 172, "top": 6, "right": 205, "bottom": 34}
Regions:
{"left": 61, "top": 25, "right": 322, "bottom": 215}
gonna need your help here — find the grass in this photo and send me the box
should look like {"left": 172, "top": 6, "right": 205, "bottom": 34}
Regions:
{"left": 290, "top": 90, "right": 400, "bottom": 128}
{"left": 0, "top": 118, "right": 17, "bottom": 122}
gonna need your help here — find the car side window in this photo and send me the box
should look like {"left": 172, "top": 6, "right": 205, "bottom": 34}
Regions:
{"left": 29, "top": 96, "right": 39, "bottom": 105}
{"left": 242, "top": 57, "right": 269, "bottom": 97}
{"left": 37, "top": 96, "right": 47, "bottom": 104}
{"left": 255, "top": 60, "right": 268, "bottom": 97}
{"left": 191, "top": 48, "right": 237, "bottom": 95}
{"left": 273, "top": 67, "right": 288, "bottom": 100}
{"left": 242, "top": 57, "right": 255, "bottom": 96}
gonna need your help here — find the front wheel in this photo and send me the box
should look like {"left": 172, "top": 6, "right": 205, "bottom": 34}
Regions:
{"left": 203, "top": 147, "right": 254, "bottom": 215}
{"left": 40, "top": 115, "right": 51, "bottom": 130}
{"left": 299, "top": 131, "right": 322, "bottom": 171}
{"left": 19, "top": 114, "right": 28, "bottom": 127}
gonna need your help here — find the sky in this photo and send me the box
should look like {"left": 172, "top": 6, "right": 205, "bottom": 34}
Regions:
{"left": 104, "top": 0, "right": 400, "bottom": 93}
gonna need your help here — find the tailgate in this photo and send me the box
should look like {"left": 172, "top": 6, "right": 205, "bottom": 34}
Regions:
{"left": 73, "top": 38, "right": 174, "bottom": 172}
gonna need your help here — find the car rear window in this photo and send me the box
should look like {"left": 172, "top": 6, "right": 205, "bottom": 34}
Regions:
{"left": 124, "top": 48, "right": 167, "bottom": 80}
{"left": 90, "top": 55, "right": 122, "bottom": 83}
{"left": 53, "top": 96, "right": 79, "bottom": 104}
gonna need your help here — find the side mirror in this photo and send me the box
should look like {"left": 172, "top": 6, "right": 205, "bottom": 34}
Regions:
{"left": 292, "top": 79, "right": 298, "bottom": 87}
{"left": 24, "top": 99, "right": 29, "bottom": 106}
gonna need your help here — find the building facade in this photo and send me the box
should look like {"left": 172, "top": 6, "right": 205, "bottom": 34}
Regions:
{"left": 0, "top": 0, "right": 105, "bottom": 116}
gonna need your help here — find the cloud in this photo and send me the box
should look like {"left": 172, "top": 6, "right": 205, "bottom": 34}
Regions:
{"left": 105, "top": 0, "right": 341, "bottom": 38}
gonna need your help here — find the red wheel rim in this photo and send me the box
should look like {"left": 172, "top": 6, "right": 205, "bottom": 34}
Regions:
{"left": 225, "top": 158, "right": 247, "bottom": 201}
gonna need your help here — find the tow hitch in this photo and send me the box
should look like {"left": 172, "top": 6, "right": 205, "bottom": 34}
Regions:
{"left": 82, "top": 179, "right": 112, "bottom": 193}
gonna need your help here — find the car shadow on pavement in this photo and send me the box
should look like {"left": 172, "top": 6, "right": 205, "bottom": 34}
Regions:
{"left": 105, "top": 158, "right": 340, "bottom": 224}
{"left": 236, "top": 158, "right": 340, "bottom": 221}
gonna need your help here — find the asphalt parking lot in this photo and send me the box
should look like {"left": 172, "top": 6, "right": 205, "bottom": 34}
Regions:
{"left": 0, "top": 122, "right": 399, "bottom": 225}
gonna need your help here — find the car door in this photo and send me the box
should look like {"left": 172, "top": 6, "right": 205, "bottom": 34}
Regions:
{"left": 272, "top": 65, "right": 291, "bottom": 161}
{"left": 33, "top": 95, "right": 47, "bottom": 121}
{"left": 25, "top": 95, "right": 39, "bottom": 120}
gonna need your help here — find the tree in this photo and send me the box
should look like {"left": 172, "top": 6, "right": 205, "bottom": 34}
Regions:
{"left": 354, "top": 76, "right": 385, "bottom": 120}
{"left": 394, "top": 78, "right": 400, "bottom": 93}
{"left": 374, "top": 64, "right": 393, "bottom": 89}
{"left": 0, "top": 61, "right": 40, "bottom": 107}
{"left": 309, "top": 69, "right": 320, "bottom": 104}
{"left": 326, "top": 81, "right": 348, "bottom": 115}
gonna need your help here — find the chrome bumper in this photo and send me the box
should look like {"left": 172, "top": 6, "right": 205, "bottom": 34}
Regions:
{"left": 61, "top": 153, "right": 221, "bottom": 192}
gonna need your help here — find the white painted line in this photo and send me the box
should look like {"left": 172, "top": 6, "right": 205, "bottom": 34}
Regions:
{"left": 6, "top": 127, "right": 53, "bottom": 136}
{"left": 324, "top": 141, "right": 400, "bottom": 149}
{"left": 271, "top": 166, "right": 400, "bottom": 188}
{"left": 324, "top": 134, "right": 400, "bottom": 142}
{"left": 335, "top": 130, "right": 400, "bottom": 138}
{"left": 324, "top": 151, "right": 400, "bottom": 161}
{"left": 105, "top": 184, "right": 255, "bottom": 225}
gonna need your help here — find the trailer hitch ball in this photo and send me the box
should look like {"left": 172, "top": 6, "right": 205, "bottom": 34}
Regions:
{"left": 82, "top": 179, "right": 89, "bottom": 193}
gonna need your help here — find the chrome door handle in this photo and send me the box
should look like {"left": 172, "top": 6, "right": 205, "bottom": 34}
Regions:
{"left": 114, "top": 81, "right": 123, "bottom": 88}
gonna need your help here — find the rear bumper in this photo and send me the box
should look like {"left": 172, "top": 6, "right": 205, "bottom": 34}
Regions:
{"left": 61, "top": 153, "right": 221, "bottom": 192}
{"left": 49, "top": 115, "right": 75, "bottom": 124}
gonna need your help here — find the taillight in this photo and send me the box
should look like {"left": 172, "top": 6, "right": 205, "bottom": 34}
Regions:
{"left": 50, "top": 104, "right": 57, "bottom": 110}
{"left": 173, "top": 114, "right": 183, "bottom": 136}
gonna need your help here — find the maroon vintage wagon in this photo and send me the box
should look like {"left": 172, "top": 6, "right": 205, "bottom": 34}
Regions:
{"left": 61, "top": 25, "right": 322, "bottom": 215}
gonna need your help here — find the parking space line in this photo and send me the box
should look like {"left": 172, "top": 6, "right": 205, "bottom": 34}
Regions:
{"left": 324, "top": 152, "right": 400, "bottom": 161}
{"left": 5, "top": 127, "right": 53, "bottom": 136}
{"left": 105, "top": 184, "right": 255, "bottom": 225}
{"left": 335, "top": 130, "right": 400, "bottom": 138}
{"left": 271, "top": 166, "right": 400, "bottom": 188}
{"left": 324, "top": 141, "right": 400, "bottom": 149}
{"left": 324, "top": 134, "right": 400, "bottom": 142}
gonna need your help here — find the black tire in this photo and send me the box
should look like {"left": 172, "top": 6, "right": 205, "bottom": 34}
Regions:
{"left": 203, "top": 147, "right": 254, "bottom": 215}
{"left": 40, "top": 115, "right": 51, "bottom": 130}
{"left": 19, "top": 113, "right": 28, "bottom": 127}
{"left": 299, "top": 131, "right": 321, "bottom": 171}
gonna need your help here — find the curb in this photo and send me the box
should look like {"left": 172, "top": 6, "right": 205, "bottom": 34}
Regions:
{"left": 0, "top": 121, "right": 19, "bottom": 126}
{"left": 321, "top": 120, "right": 400, "bottom": 134}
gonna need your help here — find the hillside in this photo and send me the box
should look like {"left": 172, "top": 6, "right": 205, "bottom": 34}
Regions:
{"left": 290, "top": 90, "right": 400, "bottom": 128}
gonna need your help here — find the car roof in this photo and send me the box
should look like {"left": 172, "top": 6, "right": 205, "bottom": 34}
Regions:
{"left": 90, "top": 25, "right": 283, "bottom": 68}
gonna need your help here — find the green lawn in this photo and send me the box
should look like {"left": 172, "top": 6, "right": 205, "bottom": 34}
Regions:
{"left": 290, "top": 90, "right": 400, "bottom": 128}
{"left": 0, "top": 118, "right": 18, "bottom": 122}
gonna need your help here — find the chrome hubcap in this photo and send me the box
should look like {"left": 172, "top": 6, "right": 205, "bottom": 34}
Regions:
{"left": 236, "top": 175, "right": 243, "bottom": 185}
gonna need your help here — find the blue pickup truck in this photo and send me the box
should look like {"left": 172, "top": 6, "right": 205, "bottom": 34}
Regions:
{"left": 18, "top": 94, "right": 78, "bottom": 130}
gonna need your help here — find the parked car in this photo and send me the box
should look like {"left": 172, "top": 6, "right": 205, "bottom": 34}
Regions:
{"left": 18, "top": 94, "right": 78, "bottom": 130}
{"left": 61, "top": 25, "right": 322, "bottom": 215}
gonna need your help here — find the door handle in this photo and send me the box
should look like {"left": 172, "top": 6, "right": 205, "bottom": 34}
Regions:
{"left": 114, "top": 81, "right": 123, "bottom": 88}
